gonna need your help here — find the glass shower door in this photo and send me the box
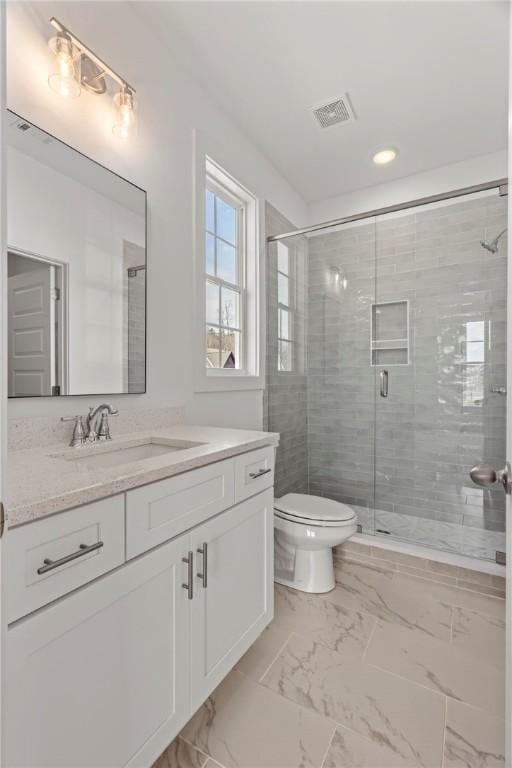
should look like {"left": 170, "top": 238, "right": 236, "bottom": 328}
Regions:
{"left": 373, "top": 189, "right": 507, "bottom": 560}
{"left": 307, "top": 219, "right": 377, "bottom": 535}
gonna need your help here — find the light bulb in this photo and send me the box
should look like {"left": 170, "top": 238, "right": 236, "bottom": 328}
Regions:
{"left": 372, "top": 148, "right": 398, "bottom": 165}
{"left": 112, "top": 88, "right": 137, "bottom": 140}
{"left": 48, "top": 34, "right": 81, "bottom": 98}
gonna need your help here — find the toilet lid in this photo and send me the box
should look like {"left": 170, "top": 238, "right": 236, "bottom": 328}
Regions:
{"left": 274, "top": 493, "right": 356, "bottom": 523}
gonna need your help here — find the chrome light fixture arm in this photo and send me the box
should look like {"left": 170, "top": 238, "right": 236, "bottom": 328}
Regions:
{"left": 49, "top": 17, "right": 135, "bottom": 94}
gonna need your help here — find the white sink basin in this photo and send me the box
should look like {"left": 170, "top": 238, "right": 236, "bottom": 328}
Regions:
{"left": 53, "top": 438, "right": 205, "bottom": 471}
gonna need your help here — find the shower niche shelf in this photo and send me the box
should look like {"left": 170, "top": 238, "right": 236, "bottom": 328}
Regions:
{"left": 371, "top": 300, "right": 409, "bottom": 366}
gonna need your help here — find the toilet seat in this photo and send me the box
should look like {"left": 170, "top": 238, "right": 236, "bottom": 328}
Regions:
{"left": 274, "top": 493, "right": 356, "bottom": 528}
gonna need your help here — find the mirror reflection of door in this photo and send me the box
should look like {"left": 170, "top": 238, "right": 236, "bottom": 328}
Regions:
{"left": 123, "top": 240, "right": 146, "bottom": 394}
{"left": 7, "top": 251, "right": 66, "bottom": 397}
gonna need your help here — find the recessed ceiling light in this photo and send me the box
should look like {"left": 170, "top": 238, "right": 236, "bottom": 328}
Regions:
{"left": 372, "top": 148, "right": 398, "bottom": 165}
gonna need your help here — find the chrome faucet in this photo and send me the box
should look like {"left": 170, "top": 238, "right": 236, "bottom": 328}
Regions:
{"left": 86, "top": 404, "right": 119, "bottom": 442}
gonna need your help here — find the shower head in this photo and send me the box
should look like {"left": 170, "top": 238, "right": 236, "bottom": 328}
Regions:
{"left": 480, "top": 228, "right": 507, "bottom": 254}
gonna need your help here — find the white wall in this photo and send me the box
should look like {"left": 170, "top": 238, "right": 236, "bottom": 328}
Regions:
{"left": 8, "top": 146, "right": 144, "bottom": 393}
{"left": 308, "top": 150, "right": 508, "bottom": 224}
{"left": 6, "top": 1, "right": 307, "bottom": 428}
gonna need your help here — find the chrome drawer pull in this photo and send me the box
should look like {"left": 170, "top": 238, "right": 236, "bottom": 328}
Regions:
{"left": 37, "top": 541, "right": 104, "bottom": 575}
{"left": 182, "top": 551, "right": 194, "bottom": 600}
{"left": 249, "top": 468, "right": 272, "bottom": 480}
{"left": 197, "top": 542, "right": 208, "bottom": 589}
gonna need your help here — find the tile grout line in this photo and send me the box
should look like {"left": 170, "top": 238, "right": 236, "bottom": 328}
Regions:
{"left": 361, "top": 617, "right": 378, "bottom": 662}
{"left": 441, "top": 696, "right": 448, "bottom": 768}
{"left": 338, "top": 555, "right": 506, "bottom": 602}
{"left": 318, "top": 722, "right": 338, "bottom": 768}
{"left": 176, "top": 735, "right": 221, "bottom": 767}
{"left": 364, "top": 659, "right": 456, "bottom": 701}
{"left": 256, "top": 630, "right": 294, "bottom": 684}
{"left": 393, "top": 570, "right": 506, "bottom": 604}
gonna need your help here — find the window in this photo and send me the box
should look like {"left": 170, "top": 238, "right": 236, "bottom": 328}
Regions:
{"left": 277, "top": 241, "right": 293, "bottom": 371}
{"left": 196, "top": 151, "right": 260, "bottom": 390}
{"left": 462, "top": 320, "right": 486, "bottom": 406}
{"left": 205, "top": 182, "right": 244, "bottom": 370}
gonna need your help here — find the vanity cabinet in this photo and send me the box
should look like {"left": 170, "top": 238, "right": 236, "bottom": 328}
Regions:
{"left": 6, "top": 448, "right": 275, "bottom": 768}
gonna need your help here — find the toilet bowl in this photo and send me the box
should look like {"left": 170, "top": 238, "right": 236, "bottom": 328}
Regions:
{"left": 274, "top": 493, "right": 357, "bottom": 593}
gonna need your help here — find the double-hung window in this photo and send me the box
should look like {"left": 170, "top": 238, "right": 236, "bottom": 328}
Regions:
{"left": 462, "top": 319, "right": 486, "bottom": 406}
{"left": 277, "top": 241, "right": 293, "bottom": 371}
{"left": 205, "top": 180, "right": 244, "bottom": 370}
{"left": 199, "top": 154, "right": 260, "bottom": 388}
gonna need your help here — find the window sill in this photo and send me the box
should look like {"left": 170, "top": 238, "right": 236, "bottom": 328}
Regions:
{"left": 194, "top": 373, "right": 264, "bottom": 393}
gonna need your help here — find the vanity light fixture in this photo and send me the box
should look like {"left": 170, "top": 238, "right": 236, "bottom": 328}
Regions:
{"left": 48, "top": 17, "right": 137, "bottom": 139}
{"left": 372, "top": 147, "right": 398, "bottom": 165}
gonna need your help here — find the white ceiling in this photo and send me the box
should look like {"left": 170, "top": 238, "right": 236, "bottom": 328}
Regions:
{"left": 140, "top": 1, "right": 509, "bottom": 203}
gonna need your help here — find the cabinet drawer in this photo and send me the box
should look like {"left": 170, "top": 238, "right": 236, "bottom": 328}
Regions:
{"left": 126, "top": 459, "right": 235, "bottom": 558}
{"left": 8, "top": 495, "right": 125, "bottom": 623}
{"left": 234, "top": 446, "right": 275, "bottom": 503}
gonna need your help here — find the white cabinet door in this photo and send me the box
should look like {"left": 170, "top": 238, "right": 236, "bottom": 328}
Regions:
{"left": 190, "top": 488, "right": 273, "bottom": 710}
{"left": 7, "top": 535, "right": 191, "bottom": 768}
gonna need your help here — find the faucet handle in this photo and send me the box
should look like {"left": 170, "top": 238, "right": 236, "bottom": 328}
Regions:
{"left": 61, "top": 415, "right": 86, "bottom": 448}
{"left": 97, "top": 410, "right": 118, "bottom": 441}
{"left": 97, "top": 413, "right": 111, "bottom": 440}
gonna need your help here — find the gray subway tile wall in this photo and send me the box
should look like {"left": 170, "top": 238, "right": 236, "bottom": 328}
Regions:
{"left": 266, "top": 191, "right": 507, "bottom": 560}
{"left": 265, "top": 204, "right": 309, "bottom": 497}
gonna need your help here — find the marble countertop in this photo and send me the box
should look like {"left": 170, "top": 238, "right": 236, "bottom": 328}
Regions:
{"left": 7, "top": 425, "right": 279, "bottom": 528}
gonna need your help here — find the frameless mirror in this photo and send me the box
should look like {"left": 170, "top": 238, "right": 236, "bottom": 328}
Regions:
{"left": 6, "top": 109, "right": 146, "bottom": 397}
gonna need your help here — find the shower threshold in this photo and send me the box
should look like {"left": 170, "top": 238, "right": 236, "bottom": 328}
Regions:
{"left": 352, "top": 530, "right": 505, "bottom": 578}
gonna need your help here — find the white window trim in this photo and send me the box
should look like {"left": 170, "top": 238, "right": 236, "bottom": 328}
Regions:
{"left": 193, "top": 132, "right": 264, "bottom": 392}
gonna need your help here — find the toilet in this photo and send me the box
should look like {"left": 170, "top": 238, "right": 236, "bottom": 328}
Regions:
{"left": 274, "top": 493, "right": 358, "bottom": 593}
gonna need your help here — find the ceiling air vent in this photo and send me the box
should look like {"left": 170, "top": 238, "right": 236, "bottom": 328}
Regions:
{"left": 312, "top": 94, "right": 357, "bottom": 128}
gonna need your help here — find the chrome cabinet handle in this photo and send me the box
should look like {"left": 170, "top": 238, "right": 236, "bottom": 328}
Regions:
{"left": 249, "top": 468, "right": 272, "bottom": 479}
{"left": 380, "top": 370, "right": 389, "bottom": 398}
{"left": 197, "top": 542, "right": 208, "bottom": 588}
{"left": 182, "top": 551, "right": 194, "bottom": 600}
{"left": 37, "top": 541, "right": 104, "bottom": 575}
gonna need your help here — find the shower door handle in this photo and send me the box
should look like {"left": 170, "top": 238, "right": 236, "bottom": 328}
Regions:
{"left": 380, "top": 370, "right": 389, "bottom": 398}
{"left": 470, "top": 462, "right": 512, "bottom": 495}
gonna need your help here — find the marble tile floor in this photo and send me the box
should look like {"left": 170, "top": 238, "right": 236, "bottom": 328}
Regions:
{"left": 154, "top": 558, "right": 505, "bottom": 768}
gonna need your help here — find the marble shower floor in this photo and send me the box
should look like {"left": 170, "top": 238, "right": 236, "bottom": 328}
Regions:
{"left": 353, "top": 505, "right": 506, "bottom": 562}
{"left": 154, "top": 558, "right": 506, "bottom": 768}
